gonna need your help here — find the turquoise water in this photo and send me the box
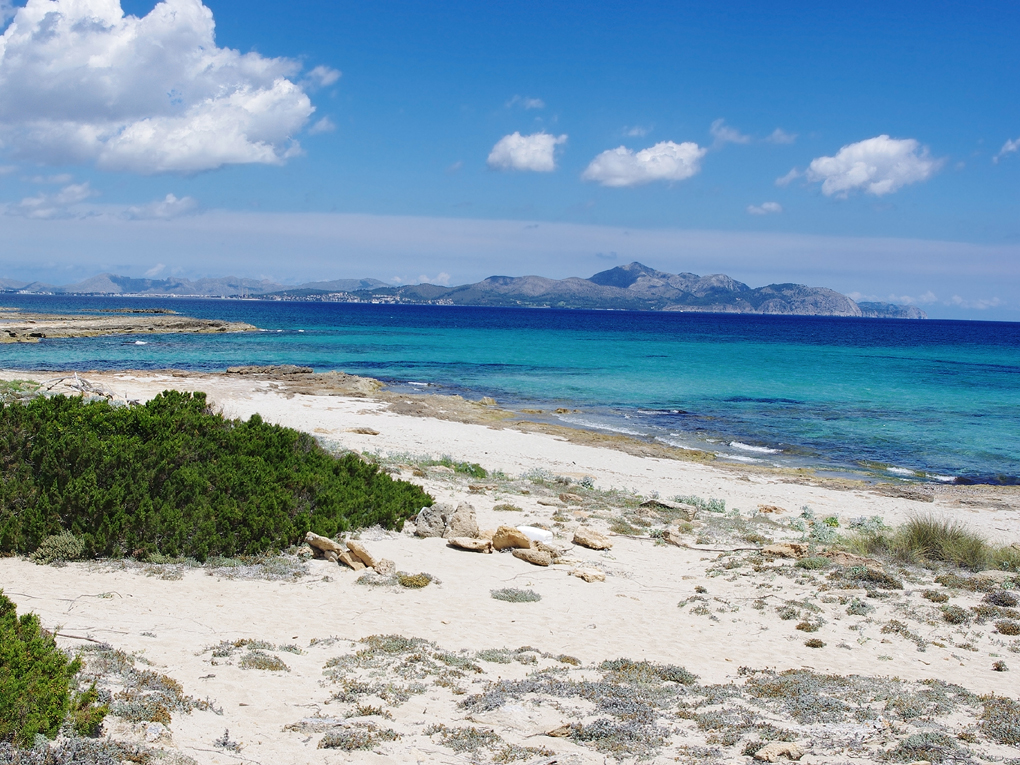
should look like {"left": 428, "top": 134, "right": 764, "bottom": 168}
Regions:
{"left": 2, "top": 294, "right": 1018, "bottom": 484}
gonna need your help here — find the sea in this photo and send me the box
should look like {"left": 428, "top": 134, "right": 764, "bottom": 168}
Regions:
{"left": 2, "top": 294, "right": 1019, "bottom": 486}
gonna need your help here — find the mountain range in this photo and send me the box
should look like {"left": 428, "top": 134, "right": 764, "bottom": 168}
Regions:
{"left": 0, "top": 263, "right": 926, "bottom": 319}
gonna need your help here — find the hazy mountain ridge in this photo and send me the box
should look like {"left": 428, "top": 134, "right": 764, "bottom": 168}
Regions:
{"left": 0, "top": 263, "right": 926, "bottom": 318}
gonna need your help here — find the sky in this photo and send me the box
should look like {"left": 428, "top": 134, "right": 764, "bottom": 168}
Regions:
{"left": 0, "top": 0, "right": 1018, "bottom": 319}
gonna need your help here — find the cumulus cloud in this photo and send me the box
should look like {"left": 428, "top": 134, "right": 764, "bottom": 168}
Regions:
{"left": 308, "top": 117, "right": 336, "bottom": 135}
{"left": 126, "top": 193, "right": 198, "bottom": 220}
{"left": 709, "top": 119, "right": 751, "bottom": 147}
{"left": 13, "top": 181, "right": 97, "bottom": 218}
{"left": 775, "top": 168, "right": 801, "bottom": 187}
{"left": 0, "top": 0, "right": 319, "bottom": 173}
{"left": 766, "top": 128, "right": 797, "bottom": 144}
{"left": 624, "top": 125, "right": 650, "bottom": 137}
{"left": 305, "top": 65, "right": 341, "bottom": 88}
{"left": 950, "top": 294, "right": 1002, "bottom": 310}
{"left": 803, "top": 135, "right": 941, "bottom": 197}
{"left": 487, "top": 131, "right": 566, "bottom": 172}
{"left": 0, "top": 0, "right": 13, "bottom": 23}
{"left": 747, "top": 202, "right": 782, "bottom": 215}
{"left": 506, "top": 95, "right": 545, "bottom": 110}
{"left": 994, "top": 138, "right": 1019, "bottom": 163}
{"left": 581, "top": 140, "right": 707, "bottom": 187}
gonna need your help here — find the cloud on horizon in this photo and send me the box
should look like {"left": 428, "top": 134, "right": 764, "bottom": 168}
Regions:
{"left": 582, "top": 140, "right": 707, "bottom": 187}
{"left": 126, "top": 193, "right": 198, "bottom": 220}
{"left": 801, "top": 135, "right": 941, "bottom": 197}
{"left": 0, "top": 0, "right": 320, "bottom": 173}
{"left": 747, "top": 202, "right": 782, "bottom": 215}
{"left": 487, "top": 131, "right": 567, "bottom": 172}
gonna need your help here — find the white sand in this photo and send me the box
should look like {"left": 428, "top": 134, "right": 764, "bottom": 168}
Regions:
{"left": 2, "top": 369, "right": 1019, "bottom": 764}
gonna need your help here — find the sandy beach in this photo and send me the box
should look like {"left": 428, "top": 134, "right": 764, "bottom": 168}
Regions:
{"left": 2, "top": 368, "right": 1019, "bottom": 765}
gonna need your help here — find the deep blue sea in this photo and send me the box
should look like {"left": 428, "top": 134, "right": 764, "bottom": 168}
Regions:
{"left": 2, "top": 294, "right": 1019, "bottom": 485}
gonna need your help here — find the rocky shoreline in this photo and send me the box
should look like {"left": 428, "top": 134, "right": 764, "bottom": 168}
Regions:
{"left": 0, "top": 308, "right": 257, "bottom": 342}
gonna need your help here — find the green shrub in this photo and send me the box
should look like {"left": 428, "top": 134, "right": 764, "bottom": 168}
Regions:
{"left": 0, "top": 590, "right": 107, "bottom": 746}
{"left": 980, "top": 695, "right": 1020, "bottom": 745}
{"left": 795, "top": 557, "right": 830, "bottom": 570}
{"left": 995, "top": 620, "right": 1020, "bottom": 636}
{"left": 922, "top": 589, "right": 949, "bottom": 603}
{"left": 397, "top": 572, "right": 433, "bottom": 589}
{"left": 0, "top": 392, "right": 432, "bottom": 560}
{"left": 941, "top": 605, "right": 970, "bottom": 625}
{"left": 846, "top": 598, "right": 873, "bottom": 616}
{"left": 29, "top": 532, "right": 84, "bottom": 565}
{"left": 804, "top": 639, "right": 825, "bottom": 648}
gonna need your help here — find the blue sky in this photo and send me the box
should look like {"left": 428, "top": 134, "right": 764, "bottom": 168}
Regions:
{"left": 0, "top": 0, "right": 1018, "bottom": 318}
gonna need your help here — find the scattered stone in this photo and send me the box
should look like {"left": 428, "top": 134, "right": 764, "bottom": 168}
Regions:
{"left": 478, "top": 396, "right": 497, "bottom": 406}
{"left": 296, "top": 544, "right": 314, "bottom": 559}
{"left": 468, "top": 484, "right": 492, "bottom": 493}
{"left": 323, "top": 550, "right": 338, "bottom": 564}
{"left": 492, "top": 525, "right": 533, "bottom": 550}
{"left": 431, "top": 465, "right": 455, "bottom": 474}
{"left": 415, "top": 504, "right": 450, "bottom": 538}
{"left": 338, "top": 551, "right": 366, "bottom": 571}
{"left": 641, "top": 499, "right": 697, "bottom": 520}
{"left": 754, "top": 742, "right": 804, "bottom": 762}
{"left": 346, "top": 539, "right": 379, "bottom": 568}
{"left": 345, "top": 427, "right": 379, "bottom": 435}
{"left": 305, "top": 531, "right": 346, "bottom": 556}
{"left": 762, "top": 542, "right": 809, "bottom": 559}
{"left": 448, "top": 537, "right": 493, "bottom": 553}
{"left": 571, "top": 568, "right": 605, "bottom": 583}
{"left": 537, "top": 499, "right": 561, "bottom": 507}
{"left": 545, "top": 725, "right": 573, "bottom": 737}
{"left": 443, "top": 503, "right": 480, "bottom": 539}
{"left": 478, "top": 528, "right": 496, "bottom": 541}
{"left": 663, "top": 529, "right": 686, "bottom": 547}
{"left": 535, "top": 541, "right": 565, "bottom": 559}
{"left": 513, "top": 548, "right": 552, "bottom": 566}
{"left": 559, "top": 492, "right": 584, "bottom": 504}
{"left": 573, "top": 526, "right": 612, "bottom": 550}
{"left": 374, "top": 558, "right": 395, "bottom": 575}
{"left": 822, "top": 550, "right": 883, "bottom": 568}
{"left": 757, "top": 504, "right": 786, "bottom": 514}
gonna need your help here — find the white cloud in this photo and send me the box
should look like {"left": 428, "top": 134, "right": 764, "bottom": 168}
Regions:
{"left": 709, "top": 119, "right": 751, "bottom": 147}
{"left": 0, "top": 0, "right": 317, "bottom": 173}
{"left": 308, "top": 117, "right": 336, "bottom": 135}
{"left": 582, "top": 140, "right": 707, "bottom": 187}
{"left": 0, "top": 0, "right": 13, "bottom": 23}
{"left": 418, "top": 272, "right": 451, "bottom": 286}
{"left": 747, "top": 202, "right": 782, "bottom": 215}
{"left": 766, "top": 128, "right": 797, "bottom": 144}
{"left": 29, "top": 173, "right": 73, "bottom": 184}
{"left": 487, "top": 131, "right": 566, "bottom": 172}
{"left": 14, "top": 181, "right": 97, "bottom": 217}
{"left": 144, "top": 263, "right": 166, "bottom": 277}
{"left": 804, "top": 135, "right": 941, "bottom": 197}
{"left": 0, "top": 164, "right": 18, "bottom": 175}
{"left": 775, "top": 168, "right": 801, "bottom": 187}
{"left": 950, "top": 294, "right": 1002, "bottom": 310}
{"left": 126, "top": 193, "right": 198, "bottom": 220}
{"left": 994, "top": 137, "right": 1019, "bottom": 163}
{"left": 305, "top": 65, "right": 341, "bottom": 88}
{"left": 506, "top": 95, "right": 545, "bottom": 110}
{"left": 624, "top": 125, "right": 650, "bottom": 137}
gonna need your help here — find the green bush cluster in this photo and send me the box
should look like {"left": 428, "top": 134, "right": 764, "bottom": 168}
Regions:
{"left": 0, "top": 392, "right": 432, "bottom": 561}
{"left": 0, "top": 590, "right": 107, "bottom": 746}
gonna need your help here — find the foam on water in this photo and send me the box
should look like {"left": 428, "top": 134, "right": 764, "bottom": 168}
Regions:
{"left": 730, "top": 441, "right": 782, "bottom": 454}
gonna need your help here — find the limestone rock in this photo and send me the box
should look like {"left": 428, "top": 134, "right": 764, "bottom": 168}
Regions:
{"left": 374, "top": 558, "right": 395, "bottom": 575}
{"left": 338, "top": 551, "right": 366, "bottom": 571}
{"left": 663, "top": 529, "right": 686, "bottom": 547}
{"left": 324, "top": 550, "right": 338, "bottom": 564}
{"left": 762, "top": 542, "right": 809, "bottom": 559}
{"left": 492, "top": 525, "right": 533, "bottom": 550}
{"left": 559, "top": 492, "right": 584, "bottom": 504}
{"left": 443, "top": 503, "right": 480, "bottom": 539}
{"left": 757, "top": 504, "right": 787, "bottom": 514}
{"left": 573, "top": 526, "right": 612, "bottom": 550}
{"left": 346, "top": 539, "right": 378, "bottom": 568}
{"left": 513, "top": 548, "right": 552, "bottom": 566}
{"left": 641, "top": 499, "right": 697, "bottom": 521}
{"left": 822, "top": 550, "right": 882, "bottom": 568}
{"left": 571, "top": 568, "right": 605, "bottom": 582}
{"left": 478, "top": 528, "right": 495, "bottom": 541}
{"left": 305, "top": 531, "right": 345, "bottom": 556}
{"left": 535, "top": 541, "right": 565, "bottom": 559}
{"left": 754, "top": 742, "right": 804, "bottom": 762}
{"left": 448, "top": 537, "right": 492, "bottom": 553}
{"left": 415, "top": 503, "right": 451, "bottom": 538}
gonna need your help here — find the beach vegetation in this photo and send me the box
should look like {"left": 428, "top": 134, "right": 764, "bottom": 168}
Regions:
{"left": 887, "top": 731, "right": 967, "bottom": 762}
{"left": 795, "top": 556, "right": 830, "bottom": 570}
{"left": 0, "top": 392, "right": 432, "bottom": 561}
{"left": 940, "top": 605, "right": 970, "bottom": 624}
{"left": 980, "top": 695, "right": 1020, "bottom": 744}
{"left": 672, "top": 495, "right": 725, "bottom": 513}
{"left": 396, "top": 572, "right": 433, "bottom": 588}
{"left": 985, "top": 590, "right": 1018, "bottom": 607}
{"left": 995, "top": 619, "right": 1020, "bottom": 636}
{"left": 28, "top": 532, "right": 84, "bottom": 565}
{"left": 490, "top": 588, "right": 541, "bottom": 603}
{"left": 318, "top": 722, "right": 398, "bottom": 750}
{"left": 922, "top": 589, "right": 950, "bottom": 603}
{"left": 804, "top": 638, "right": 825, "bottom": 648}
{"left": 0, "top": 591, "right": 108, "bottom": 746}
{"left": 492, "top": 502, "right": 522, "bottom": 512}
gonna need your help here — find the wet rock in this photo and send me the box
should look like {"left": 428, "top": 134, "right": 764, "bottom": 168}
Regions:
{"left": 513, "top": 548, "right": 552, "bottom": 566}
{"left": 572, "top": 526, "right": 612, "bottom": 550}
{"left": 492, "top": 525, "right": 533, "bottom": 550}
{"left": 443, "top": 503, "right": 480, "bottom": 539}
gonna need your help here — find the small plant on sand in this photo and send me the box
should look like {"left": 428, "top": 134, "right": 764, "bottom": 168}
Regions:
{"left": 995, "top": 619, "right": 1020, "bottom": 636}
{"left": 29, "top": 531, "right": 85, "bottom": 565}
{"left": 980, "top": 695, "right": 1020, "bottom": 744}
{"left": 887, "top": 731, "right": 967, "bottom": 762}
{"left": 804, "top": 638, "right": 825, "bottom": 648}
{"left": 397, "top": 572, "right": 433, "bottom": 588}
{"left": 941, "top": 605, "right": 970, "bottom": 625}
{"left": 986, "top": 590, "right": 1019, "bottom": 607}
{"left": 795, "top": 556, "right": 830, "bottom": 570}
{"left": 318, "top": 722, "right": 398, "bottom": 750}
{"left": 238, "top": 651, "right": 290, "bottom": 671}
{"left": 490, "top": 588, "right": 541, "bottom": 603}
{"left": 922, "top": 589, "right": 949, "bottom": 603}
{"left": 846, "top": 598, "right": 873, "bottom": 616}
{"left": 492, "top": 503, "right": 523, "bottom": 512}
{"left": 992, "top": 660, "right": 1008, "bottom": 672}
